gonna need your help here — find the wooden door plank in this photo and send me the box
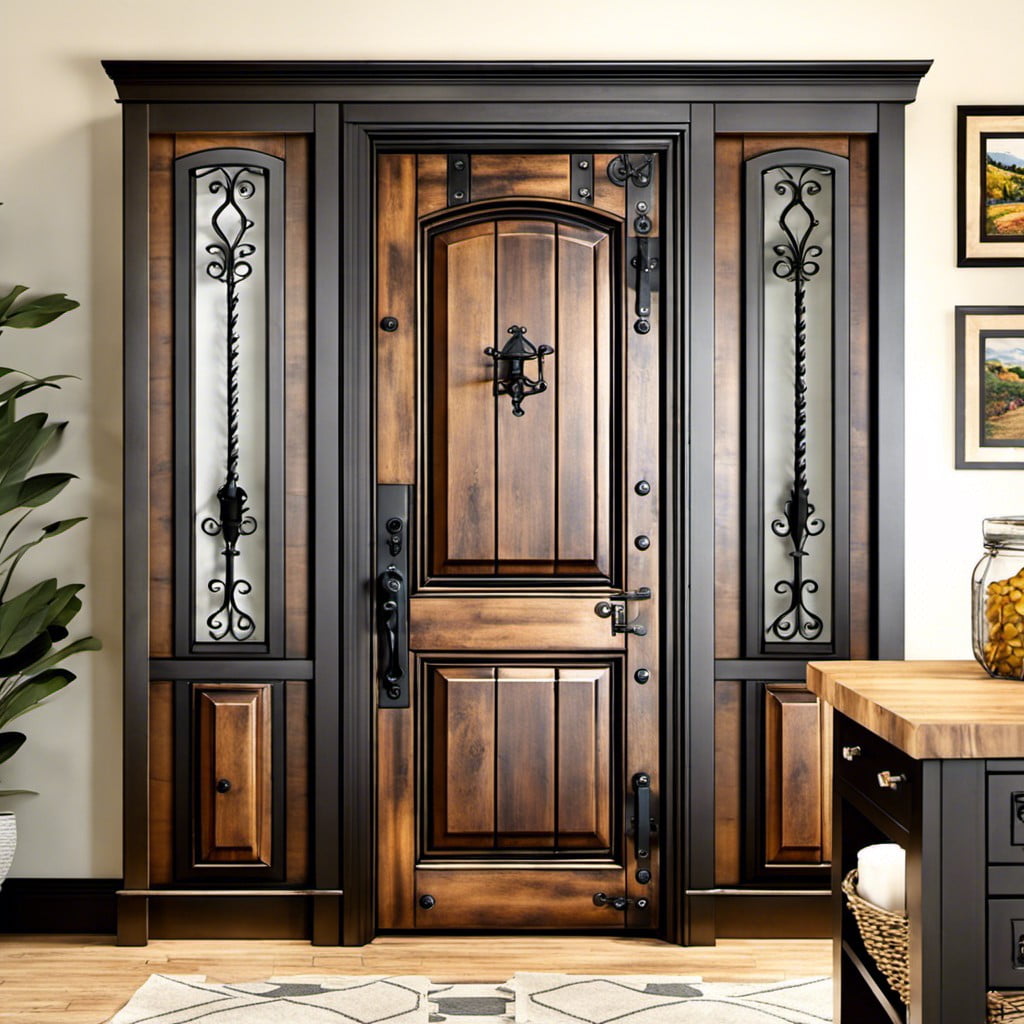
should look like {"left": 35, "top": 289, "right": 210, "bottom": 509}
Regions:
{"left": 593, "top": 154, "right": 627, "bottom": 219}
{"left": 409, "top": 597, "right": 625, "bottom": 651}
{"left": 377, "top": 154, "right": 417, "bottom": 484}
{"left": 149, "top": 136, "right": 174, "bottom": 658}
{"left": 496, "top": 221, "right": 556, "bottom": 571}
{"left": 431, "top": 222, "right": 497, "bottom": 574}
{"left": 713, "top": 137, "right": 744, "bottom": 659}
{"left": 284, "top": 136, "right": 310, "bottom": 658}
{"left": 149, "top": 681, "right": 174, "bottom": 884}
{"left": 377, "top": 702, "right": 415, "bottom": 928}
{"left": 558, "top": 668, "right": 612, "bottom": 849}
{"left": 472, "top": 154, "right": 570, "bottom": 201}
{"left": 555, "top": 225, "right": 600, "bottom": 570}
{"left": 284, "top": 681, "right": 310, "bottom": 884}
{"left": 623, "top": 155, "right": 661, "bottom": 926}
{"left": 414, "top": 869, "right": 626, "bottom": 929}
{"left": 417, "top": 154, "right": 448, "bottom": 217}
{"left": 496, "top": 669, "right": 555, "bottom": 847}
{"left": 714, "top": 680, "right": 743, "bottom": 886}
{"left": 431, "top": 668, "right": 496, "bottom": 846}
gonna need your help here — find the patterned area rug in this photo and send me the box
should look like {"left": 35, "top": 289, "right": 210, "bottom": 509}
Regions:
{"left": 108, "top": 974, "right": 832, "bottom": 1023}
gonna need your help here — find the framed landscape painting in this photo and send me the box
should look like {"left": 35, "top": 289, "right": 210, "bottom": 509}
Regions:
{"left": 959, "top": 107, "right": 1024, "bottom": 265}
{"left": 956, "top": 306, "right": 1024, "bottom": 468}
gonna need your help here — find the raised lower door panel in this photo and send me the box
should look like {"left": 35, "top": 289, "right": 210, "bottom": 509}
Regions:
{"left": 195, "top": 684, "right": 272, "bottom": 865}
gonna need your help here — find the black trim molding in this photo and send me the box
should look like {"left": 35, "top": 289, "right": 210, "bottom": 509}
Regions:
{"left": 0, "top": 878, "right": 119, "bottom": 934}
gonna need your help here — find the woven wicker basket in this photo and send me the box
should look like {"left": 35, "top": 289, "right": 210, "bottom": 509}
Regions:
{"left": 989, "top": 990, "right": 1024, "bottom": 1021}
{"left": 841, "top": 869, "right": 910, "bottom": 1005}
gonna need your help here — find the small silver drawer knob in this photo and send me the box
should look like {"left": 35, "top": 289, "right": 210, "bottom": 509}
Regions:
{"left": 842, "top": 745, "right": 862, "bottom": 761}
{"left": 877, "top": 770, "right": 907, "bottom": 790}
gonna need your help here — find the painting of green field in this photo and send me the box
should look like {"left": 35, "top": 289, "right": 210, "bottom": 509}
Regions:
{"left": 984, "top": 336, "right": 1024, "bottom": 441}
{"left": 986, "top": 139, "right": 1024, "bottom": 237}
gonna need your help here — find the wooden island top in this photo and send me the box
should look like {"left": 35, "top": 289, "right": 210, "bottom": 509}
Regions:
{"left": 806, "top": 659, "right": 1024, "bottom": 759}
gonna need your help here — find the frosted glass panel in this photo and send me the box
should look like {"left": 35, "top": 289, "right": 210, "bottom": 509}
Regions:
{"left": 761, "top": 165, "right": 834, "bottom": 645}
{"left": 192, "top": 163, "right": 268, "bottom": 643}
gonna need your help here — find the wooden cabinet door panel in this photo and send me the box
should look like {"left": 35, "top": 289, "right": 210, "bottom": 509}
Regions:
{"left": 194, "top": 684, "right": 272, "bottom": 866}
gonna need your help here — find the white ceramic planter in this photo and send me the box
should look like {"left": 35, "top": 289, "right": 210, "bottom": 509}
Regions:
{"left": 0, "top": 811, "right": 16, "bottom": 890}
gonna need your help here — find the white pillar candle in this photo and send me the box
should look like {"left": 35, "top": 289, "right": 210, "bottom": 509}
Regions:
{"left": 857, "top": 843, "right": 906, "bottom": 913}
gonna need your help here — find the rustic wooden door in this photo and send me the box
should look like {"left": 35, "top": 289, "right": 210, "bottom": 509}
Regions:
{"left": 375, "top": 151, "right": 663, "bottom": 931}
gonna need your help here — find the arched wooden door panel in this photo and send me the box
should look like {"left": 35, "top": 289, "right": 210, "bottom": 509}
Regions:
{"left": 376, "top": 155, "right": 662, "bottom": 931}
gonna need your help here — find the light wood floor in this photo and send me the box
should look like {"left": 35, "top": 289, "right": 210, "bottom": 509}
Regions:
{"left": 0, "top": 934, "right": 832, "bottom": 1022}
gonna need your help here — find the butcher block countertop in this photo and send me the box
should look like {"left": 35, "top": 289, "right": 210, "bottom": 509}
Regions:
{"left": 806, "top": 660, "right": 1024, "bottom": 759}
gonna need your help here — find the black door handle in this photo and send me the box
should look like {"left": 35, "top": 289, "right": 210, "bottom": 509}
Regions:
{"left": 378, "top": 565, "right": 404, "bottom": 701}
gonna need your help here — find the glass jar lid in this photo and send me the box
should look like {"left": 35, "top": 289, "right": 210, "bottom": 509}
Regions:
{"left": 983, "top": 516, "right": 1024, "bottom": 550}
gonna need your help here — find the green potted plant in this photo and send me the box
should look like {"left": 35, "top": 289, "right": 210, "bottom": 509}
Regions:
{"left": 0, "top": 284, "right": 100, "bottom": 890}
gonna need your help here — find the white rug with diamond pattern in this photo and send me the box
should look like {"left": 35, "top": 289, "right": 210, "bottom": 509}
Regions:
{"left": 108, "top": 973, "right": 832, "bottom": 1023}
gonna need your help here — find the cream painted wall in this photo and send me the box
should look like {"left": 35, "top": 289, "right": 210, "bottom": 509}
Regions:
{"left": 0, "top": 0, "right": 1005, "bottom": 877}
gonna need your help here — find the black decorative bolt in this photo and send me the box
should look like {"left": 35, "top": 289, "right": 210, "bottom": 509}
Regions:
{"left": 419, "top": 894, "right": 436, "bottom": 910}
{"left": 216, "top": 778, "right": 232, "bottom": 793}
{"left": 635, "top": 319, "right": 651, "bottom": 335}
{"left": 635, "top": 480, "right": 651, "bottom": 496}
{"left": 578, "top": 187, "right": 592, "bottom": 199}
{"left": 453, "top": 159, "right": 466, "bottom": 171}
{"left": 578, "top": 159, "right": 590, "bottom": 169}
{"left": 636, "top": 869, "right": 651, "bottom": 884}
{"left": 634, "top": 668, "right": 651, "bottom": 684}
{"left": 635, "top": 535, "right": 651, "bottom": 550}
{"left": 380, "top": 316, "right": 399, "bottom": 332}
{"left": 453, "top": 190, "right": 465, "bottom": 201}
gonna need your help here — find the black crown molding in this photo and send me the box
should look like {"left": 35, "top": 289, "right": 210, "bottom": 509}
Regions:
{"left": 102, "top": 59, "right": 933, "bottom": 104}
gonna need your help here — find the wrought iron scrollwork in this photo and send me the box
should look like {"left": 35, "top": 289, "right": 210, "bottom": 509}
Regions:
{"left": 485, "top": 325, "right": 554, "bottom": 418}
{"left": 766, "top": 166, "right": 830, "bottom": 642}
{"left": 198, "top": 164, "right": 263, "bottom": 642}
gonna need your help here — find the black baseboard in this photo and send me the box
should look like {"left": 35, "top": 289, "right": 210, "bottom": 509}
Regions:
{"left": 713, "top": 893, "right": 831, "bottom": 939}
{"left": 0, "top": 878, "right": 119, "bottom": 934}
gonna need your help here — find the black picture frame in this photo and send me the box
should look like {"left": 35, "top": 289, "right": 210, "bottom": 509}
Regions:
{"left": 955, "top": 305, "right": 1024, "bottom": 468}
{"left": 958, "top": 106, "right": 1024, "bottom": 266}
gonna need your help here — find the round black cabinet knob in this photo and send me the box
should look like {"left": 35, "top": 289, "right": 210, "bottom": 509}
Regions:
{"left": 635, "top": 535, "right": 651, "bottom": 551}
{"left": 634, "top": 668, "right": 651, "bottom": 685}
{"left": 380, "top": 316, "right": 399, "bottom": 332}
{"left": 216, "top": 778, "right": 232, "bottom": 793}
{"left": 636, "top": 869, "right": 651, "bottom": 885}
{"left": 634, "top": 480, "right": 651, "bottom": 496}
{"left": 419, "top": 894, "right": 436, "bottom": 910}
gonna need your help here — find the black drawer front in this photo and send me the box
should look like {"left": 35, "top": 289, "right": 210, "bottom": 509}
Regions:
{"left": 837, "top": 715, "right": 916, "bottom": 830}
{"left": 989, "top": 898, "right": 1024, "bottom": 987}
{"left": 989, "top": 774, "right": 1024, "bottom": 865}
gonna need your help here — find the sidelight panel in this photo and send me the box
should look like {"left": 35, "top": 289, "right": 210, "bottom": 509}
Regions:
{"left": 745, "top": 149, "right": 850, "bottom": 656}
{"left": 175, "top": 148, "right": 285, "bottom": 654}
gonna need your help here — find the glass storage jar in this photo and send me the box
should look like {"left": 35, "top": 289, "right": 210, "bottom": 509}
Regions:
{"left": 973, "top": 516, "right": 1024, "bottom": 680}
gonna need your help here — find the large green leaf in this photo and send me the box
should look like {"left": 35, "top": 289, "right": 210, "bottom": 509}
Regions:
{"left": 0, "top": 631, "right": 52, "bottom": 676}
{"left": 0, "top": 414, "right": 59, "bottom": 487}
{"left": 0, "top": 472, "right": 74, "bottom": 516}
{"left": 12, "top": 635, "right": 99, "bottom": 681}
{"left": 0, "top": 731, "right": 25, "bottom": 765}
{"left": 0, "top": 579, "right": 57, "bottom": 655}
{"left": 0, "top": 669, "right": 74, "bottom": 727}
{"left": 0, "top": 287, "right": 28, "bottom": 319}
{"left": 0, "top": 293, "right": 79, "bottom": 330}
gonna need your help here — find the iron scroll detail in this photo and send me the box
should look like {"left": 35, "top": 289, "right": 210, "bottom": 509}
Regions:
{"left": 198, "top": 164, "right": 263, "bottom": 642}
{"left": 485, "top": 325, "right": 554, "bottom": 418}
{"left": 765, "top": 166, "right": 829, "bottom": 643}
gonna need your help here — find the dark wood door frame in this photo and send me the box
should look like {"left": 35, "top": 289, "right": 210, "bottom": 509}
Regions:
{"left": 105, "top": 60, "right": 931, "bottom": 947}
